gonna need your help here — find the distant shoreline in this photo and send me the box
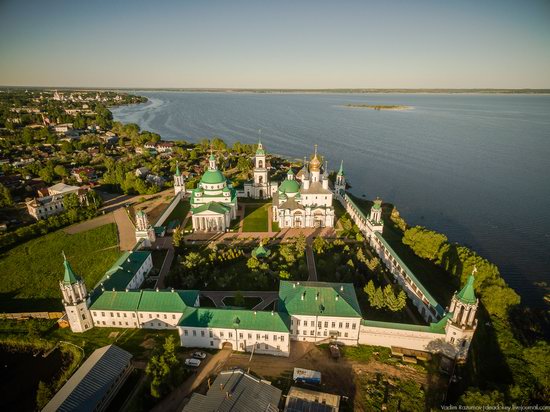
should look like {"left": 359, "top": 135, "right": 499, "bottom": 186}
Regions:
{"left": 2, "top": 86, "right": 550, "bottom": 95}
{"left": 342, "top": 104, "right": 413, "bottom": 111}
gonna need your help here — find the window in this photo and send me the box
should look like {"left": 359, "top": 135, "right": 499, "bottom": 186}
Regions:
{"left": 339, "top": 322, "right": 343, "bottom": 328}
{"left": 210, "top": 341, "right": 214, "bottom": 347}
{"left": 209, "top": 331, "right": 213, "bottom": 338}
{"left": 139, "top": 313, "right": 143, "bottom": 318}
{"left": 93, "top": 312, "right": 97, "bottom": 317}
{"left": 331, "top": 322, "right": 336, "bottom": 328}
{"left": 324, "top": 321, "right": 328, "bottom": 328}
{"left": 273, "top": 335, "right": 277, "bottom": 341}
{"left": 310, "top": 330, "right": 314, "bottom": 336}
{"left": 318, "top": 321, "right": 321, "bottom": 328}
{"left": 304, "top": 320, "right": 308, "bottom": 327}
{"left": 256, "top": 334, "right": 260, "bottom": 339}
{"left": 193, "top": 330, "right": 197, "bottom": 336}
{"left": 280, "top": 336, "right": 285, "bottom": 341}
{"left": 344, "top": 332, "right": 348, "bottom": 337}
{"left": 116, "top": 313, "right": 120, "bottom": 317}
{"left": 323, "top": 331, "right": 327, "bottom": 336}
{"left": 264, "top": 344, "right": 268, "bottom": 350}
{"left": 172, "top": 314, "right": 176, "bottom": 319}
{"left": 264, "top": 334, "right": 269, "bottom": 340}
{"left": 291, "top": 319, "right": 294, "bottom": 326}
{"left": 82, "top": 314, "right": 86, "bottom": 320}
{"left": 228, "top": 332, "right": 233, "bottom": 338}
{"left": 184, "top": 330, "right": 188, "bottom": 336}
{"left": 157, "top": 322, "right": 161, "bottom": 327}
{"left": 220, "top": 332, "right": 224, "bottom": 337}
{"left": 248, "top": 333, "right": 252, "bottom": 339}
{"left": 110, "top": 312, "right": 114, "bottom": 317}
{"left": 256, "top": 343, "right": 260, "bottom": 349}
{"left": 297, "top": 320, "right": 301, "bottom": 326}
{"left": 125, "top": 322, "right": 128, "bottom": 326}
{"left": 352, "top": 323, "right": 356, "bottom": 330}
{"left": 102, "top": 321, "right": 106, "bottom": 325}
{"left": 148, "top": 314, "right": 152, "bottom": 319}
{"left": 164, "top": 314, "right": 167, "bottom": 319}
{"left": 345, "top": 322, "right": 349, "bottom": 328}
{"left": 277, "top": 345, "right": 280, "bottom": 350}
{"left": 124, "top": 313, "right": 127, "bottom": 318}
{"left": 201, "top": 331, "right": 205, "bottom": 337}
{"left": 239, "top": 333, "right": 243, "bottom": 339}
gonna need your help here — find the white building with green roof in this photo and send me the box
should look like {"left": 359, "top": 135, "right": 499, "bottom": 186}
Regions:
{"left": 190, "top": 153, "right": 237, "bottom": 232}
{"left": 272, "top": 145, "right": 336, "bottom": 228}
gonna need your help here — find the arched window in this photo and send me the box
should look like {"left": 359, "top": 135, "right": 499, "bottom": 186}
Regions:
{"left": 259, "top": 176, "right": 263, "bottom": 183}
{"left": 259, "top": 160, "right": 263, "bottom": 168}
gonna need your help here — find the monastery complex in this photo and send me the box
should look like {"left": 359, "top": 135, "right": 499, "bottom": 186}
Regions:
{"left": 61, "top": 140, "right": 478, "bottom": 362}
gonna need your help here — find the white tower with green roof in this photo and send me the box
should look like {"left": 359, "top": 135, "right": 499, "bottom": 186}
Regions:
{"left": 173, "top": 162, "right": 185, "bottom": 196}
{"left": 445, "top": 270, "right": 479, "bottom": 360}
{"left": 59, "top": 253, "right": 93, "bottom": 333}
{"left": 335, "top": 160, "right": 346, "bottom": 198}
{"left": 244, "top": 138, "right": 276, "bottom": 199}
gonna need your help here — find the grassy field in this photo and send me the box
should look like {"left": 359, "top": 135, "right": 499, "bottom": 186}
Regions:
{"left": 0, "top": 224, "right": 120, "bottom": 312}
{"left": 242, "top": 203, "right": 269, "bottom": 232}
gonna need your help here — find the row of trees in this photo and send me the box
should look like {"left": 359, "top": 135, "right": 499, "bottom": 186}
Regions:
{"left": 145, "top": 336, "right": 181, "bottom": 398}
{"left": 364, "top": 280, "right": 407, "bottom": 312}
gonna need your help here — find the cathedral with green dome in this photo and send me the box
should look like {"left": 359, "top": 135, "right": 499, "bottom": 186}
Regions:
{"left": 190, "top": 153, "right": 237, "bottom": 232}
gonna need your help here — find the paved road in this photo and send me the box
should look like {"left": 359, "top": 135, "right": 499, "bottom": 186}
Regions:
{"left": 200, "top": 290, "right": 278, "bottom": 308}
{"left": 113, "top": 208, "right": 137, "bottom": 251}
{"left": 64, "top": 212, "right": 115, "bottom": 234}
{"left": 151, "top": 347, "right": 232, "bottom": 412}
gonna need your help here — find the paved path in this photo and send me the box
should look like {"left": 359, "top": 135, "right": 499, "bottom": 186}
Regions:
{"left": 305, "top": 238, "right": 318, "bottom": 281}
{"left": 113, "top": 207, "right": 137, "bottom": 251}
{"left": 155, "top": 247, "right": 174, "bottom": 289}
{"left": 64, "top": 212, "right": 115, "bottom": 234}
{"left": 200, "top": 290, "right": 278, "bottom": 308}
{"left": 151, "top": 347, "right": 232, "bottom": 412}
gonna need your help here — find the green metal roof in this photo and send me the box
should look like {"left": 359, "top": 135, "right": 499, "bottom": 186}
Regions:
{"left": 337, "top": 160, "right": 345, "bottom": 176}
{"left": 279, "top": 178, "right": 300, "bottom": 194}
{"left": 138, "top": 290, "right": 199, "bottom": 313}
{"left": 372, "top": 198, "right": 382, "bottom": 210}
{"left": 456, "top": 275, "right": 477, "bottom": 304}
{"left": 90, "top": 289, "right": 199, "bottom": 313}
{"left": 63, "top": 256, "right": 79, "bottom": 285}
{"left": 192, "top": 201, "right": 229, "bottom": 215}
{"left": 179, "top": 308, "right": 290, "bottom": 333}
{"left": 252, "top": 244, "right": 271, "bottom": 258}
{"left": 278, "top": 281, "right": 362, "bottom": 318}
{"left": 361, "top": 317, "right": 447, "bottom": 335}
{"left": 200, "top": 169, "right": 226, "bottom": 184}
{"left": 175, "top": 163, "right": 181, "bottom": 176}
{"left": 90, "top": 290, "right": 142, "bottom": 311}
{"left": 96, "top": 251, "right": 151, "bottom": 291}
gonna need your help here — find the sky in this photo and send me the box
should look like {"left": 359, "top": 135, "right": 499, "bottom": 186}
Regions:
{"left": 0, "top": 0, "right": 549, "bottom": 88}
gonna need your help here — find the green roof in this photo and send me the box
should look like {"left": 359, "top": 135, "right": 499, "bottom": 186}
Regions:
{"left": 200, "top": 169, "right": 226, "bottom": 184}
{"left": 278, "top": 281, "right": 362, "bottom": 318}
{"left": 374, "top": 232, "right": 444, "bottom": 316}
{"left": 252, "top": 244, "right": 271, "bottom": 258}
{"left": 179, "top": 308, "right": 290, "bottom": 333}
{"left": 361, "top": 317, "right": 447, "bottom": 335}
{"left": 138, "top": 290, "right": 199, "bottom": 313}
{"left": 175, "top": 163, "right": 181, "bottom": 176}
{"left": 337, "top": 160, "right": 345, "bottom": 176}
{"left": 192, "top": 201, "right": 229, "bottom": 215}
{"left": 279, "top": 178, "right": 300, "bottom": 194}
{"left": 97, "top": 251, "right": 151, "bottom": 291}
{"left": 209, "top": 153, "right": 216, "bottom": 161}
{"left": 90, "top": 290, "right": 142, "bottom": 311}
{"left": 456, "top": 275, "right": 477, "bottom": 304}
{"left": 90, "top": 289, "right": 199, "bottom": 313}
{"left": 373, "top": 198, "right": 382, "bottom": 210}
{"left": 63, "top": 257, "right": 79, "bottom": 285}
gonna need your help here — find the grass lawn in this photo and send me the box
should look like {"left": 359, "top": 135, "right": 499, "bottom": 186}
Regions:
{"left": 242, "top": 204, "right": 269, "bottom": 232}
{"left": 272, "top": 221, "right": 280, "bottom": 232}
{"left": 0, "top": 224, "right": 120, "bottom": 312}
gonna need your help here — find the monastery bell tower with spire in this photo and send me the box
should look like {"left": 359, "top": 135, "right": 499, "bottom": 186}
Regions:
{"left": 173, "top": 162, "right": 185, "bottom": 196}
{"left": 59, "top": 252, "right": 93, "bottom": 332}
{"left": 244, "top": 135, "right": 276, "bottom": 199}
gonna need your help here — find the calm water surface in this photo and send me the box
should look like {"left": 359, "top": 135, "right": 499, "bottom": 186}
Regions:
{"left": 112, "top": 92, "right": 550, "bottom": 306}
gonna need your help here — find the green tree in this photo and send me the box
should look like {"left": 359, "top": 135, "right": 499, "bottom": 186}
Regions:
{"left": 145, "top": 336, "right": 179, "bottom": 398}
{"left": 173, "top": 227, "right": 183, "bottom": 247}
{"left": 279, "top": 244, "right": 296, "bottom": 266}
{"left": 312, "top": 236, "right": 326, "bottom": 254}
{"left": 294, "top": 233, "right": 307, "bottom": 257}
{"left": 364, "top": 280, "right": 376, "bottom": 302}
{"left": 0, "top": 183, "right": 14, "bottom": 208}
{"left": 279, "top": 270, "right": 290, "bottom": 279}
{"left": 63, "top": 193, "right": 80, "bottom": 211}
{"left": 183, "top": 252, "right": 204, "bottom": 269}
{"left": 39, "top": 167, "right": 54, "bottom": 184}
{"left": 233, "top": 291, "right": 245, "bottom": 307}
{"left": 54, "top": 165, "right": 68, "bottom": 178}
{"left": 247, "top": 256, "right": 260, "bottom": 270}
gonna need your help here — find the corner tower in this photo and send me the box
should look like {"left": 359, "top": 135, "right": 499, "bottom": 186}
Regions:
{"left": 135, "top": 209, "right": 156, "bottom": 247}
{"left": 445, "top": 270, "right": 479, "bottom": 361}
{"left": 59, "top": 252, "right": 93, "bottom": 333}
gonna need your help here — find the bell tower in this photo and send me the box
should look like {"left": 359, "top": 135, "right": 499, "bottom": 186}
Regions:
{"left": 252, "top": 137, "right": 269, "bottom": 198}
{"left": 335, "top": 160, "right": 346, "bottom": 197}
{"left": 59, "top": 252, "right": 93, "bottom": 333}
{"left": 174, "top": 162, "right": 185, "bottom": 196}
{"left": 369, "top": 198, "right": 383, "bottom": 223}
{"left": 445, "top": 269, "right": 479, "bottom": 361}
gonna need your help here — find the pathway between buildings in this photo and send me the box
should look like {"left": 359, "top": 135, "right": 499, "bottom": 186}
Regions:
{"left": 155, "top": 247, "right": 174, "bottom": 289}
{"left": 200, "top": 290, "right": 278, "bottom": 308}
{"left": 305, "top": 239, "right": 318, "bottom": 281}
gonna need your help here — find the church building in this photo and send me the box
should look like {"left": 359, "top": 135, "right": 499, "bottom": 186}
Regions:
{"left": 272, "top": 145, "right": 335, "bottom": 228}
{"left": 190, "top": 153, "right": 237, "bottom": 232}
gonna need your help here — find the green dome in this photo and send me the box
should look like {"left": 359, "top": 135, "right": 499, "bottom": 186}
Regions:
{"left": 279, "top": 179, "right": 300, "bottom": 194}
{"left": 200, "top": 169, "right": 226, "bottom": 185}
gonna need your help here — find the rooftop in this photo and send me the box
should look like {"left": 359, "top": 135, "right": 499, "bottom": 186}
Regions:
{"left": 96, "top": 251, "right": 151, "bottom": 291}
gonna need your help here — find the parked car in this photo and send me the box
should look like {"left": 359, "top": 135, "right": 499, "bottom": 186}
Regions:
{"left": 185, "top": 358, "right": 201, "bottom": 367}
{"left": 192, "top": 351, "right": 207, "bottom": 359}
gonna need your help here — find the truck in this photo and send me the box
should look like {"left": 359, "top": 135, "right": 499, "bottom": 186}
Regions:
{"left": 293, "top": 368, "right": 321, "bottom": 384}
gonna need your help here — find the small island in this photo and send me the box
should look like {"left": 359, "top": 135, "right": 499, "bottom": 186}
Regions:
{"left": 344, "top": 104, "right": 413, "bottom": 111}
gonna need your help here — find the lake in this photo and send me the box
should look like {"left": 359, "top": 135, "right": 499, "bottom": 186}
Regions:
{"left": 111, "top": 92, "right": 550, "bottom": 307}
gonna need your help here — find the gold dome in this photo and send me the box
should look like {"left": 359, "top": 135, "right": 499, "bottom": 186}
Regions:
{"left": 309, "top": 144, "right": 321, "bottom": 172}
